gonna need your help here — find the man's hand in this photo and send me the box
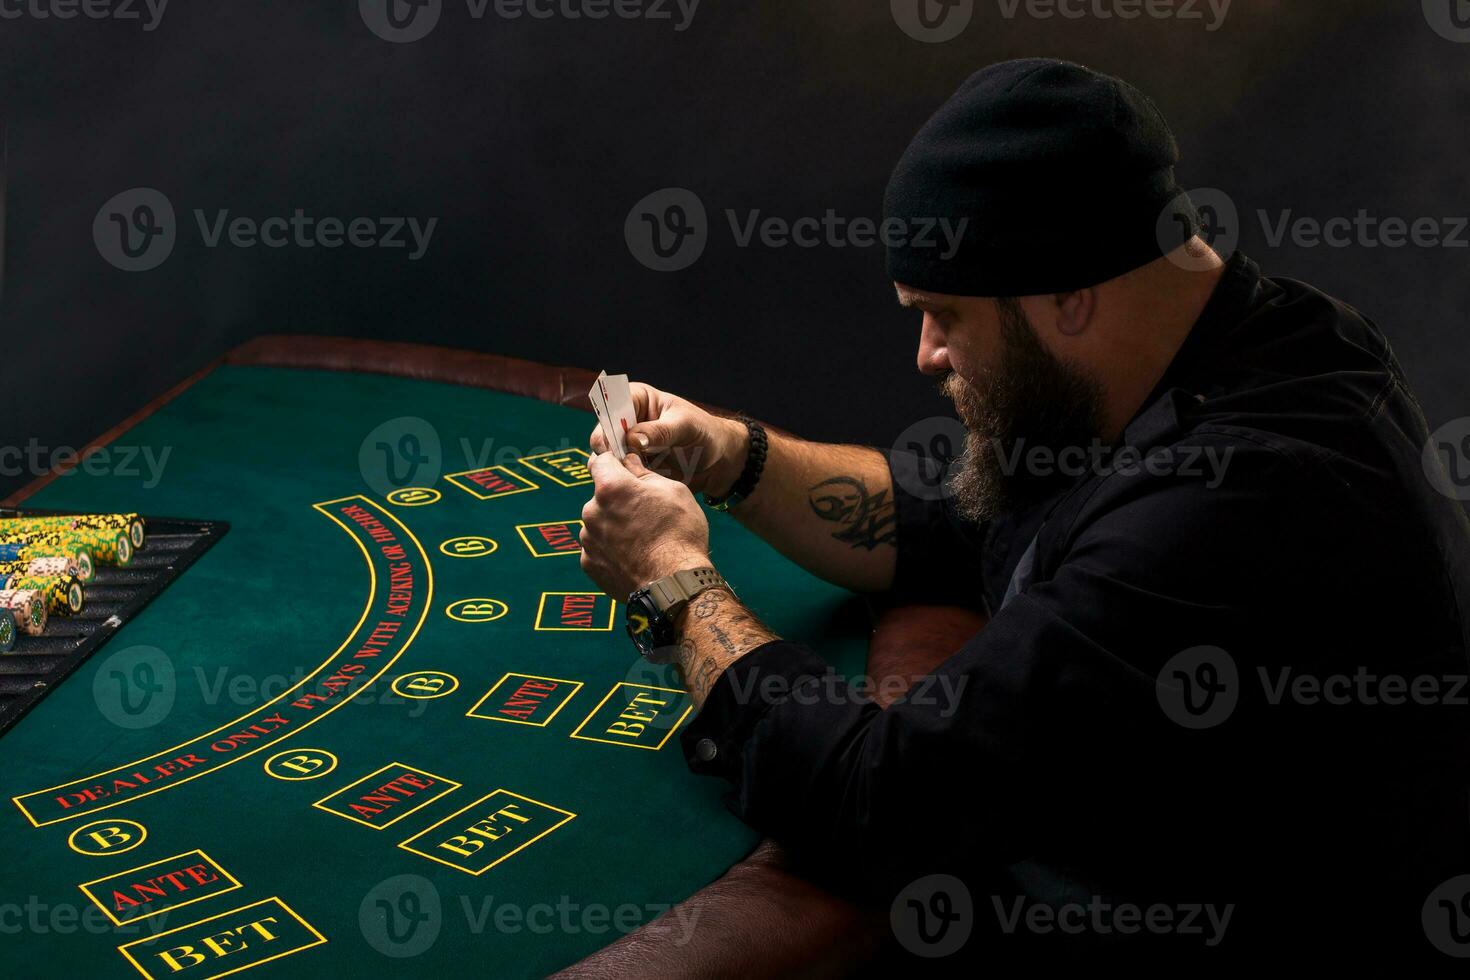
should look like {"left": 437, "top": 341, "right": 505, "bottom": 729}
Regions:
{"left": 587, "top": 380, "right": 900, "bottom": 595}
{"left": 587, "top": 382, "right": 748, "bottom": 496}
{"left": 583, "top": 449, "right": 781, "bottom": 709}
{"left": 581, "top": 452, "right": 712, "bottom": 601}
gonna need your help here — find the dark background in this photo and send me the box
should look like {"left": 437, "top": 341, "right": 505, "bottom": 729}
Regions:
{"left": 1, "top": 0, "right": 1466, "bottom": 499}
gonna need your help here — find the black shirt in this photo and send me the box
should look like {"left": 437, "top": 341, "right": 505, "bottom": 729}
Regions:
{"left": 682, "top": 253, "right": 1470, "bottom": 963}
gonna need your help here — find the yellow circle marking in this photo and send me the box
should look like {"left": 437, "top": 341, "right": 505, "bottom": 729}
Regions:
{"left": 446, "top": 598, "right": 509, "bottom": 623}
{"left": 262, "top": 748, "right": 340, "bottom": 782}
{"left": 386, "top": 487, "right": 442, "bottom": 507}
{"left": 391, "top": 670, "right": 461, "bottom": 700}
{"left": 439, "top": 536, "right": 498, "bottom": 559}
{"left": 67, "top": 818, "right": 147, "bottom": 857}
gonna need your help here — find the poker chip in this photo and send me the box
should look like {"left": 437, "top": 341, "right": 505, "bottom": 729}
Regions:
{"left": 6, "top": 573, "right": 84, "bottom": 615}
{"left": 0, "top": 589, "right": 47, "bottom": 636}
{"left": 0, "top": 608, "right": 14, "bottom": 653}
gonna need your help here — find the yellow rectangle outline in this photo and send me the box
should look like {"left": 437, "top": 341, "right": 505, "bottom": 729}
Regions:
{"left": 397, "top": 789, "right": 577, "bottom": 876}
{"left": 533, "top": 591, "right": 617, "bottom": 632}
{"left": 568, "top": 682, "right": 694, "bottom": 751}
{"left": 116, "top": 895, "right": 326, "bottom": 980}
{"left": 444, "top": 465, "right": 539, "bottom": 500}
{"left": 311, "top": 762, "right": 462, "bottom": 830}
{"left": 514, "top": 520, "right": 584, "bottom": 558}
{"left": 79, "top": 848, "right": 243, "bottom": 927}
{"left": 466, "top": 672, "right": 585, "bottom": 728}
{"left": 516, "top": 448, "right": 593, "bottom": 487}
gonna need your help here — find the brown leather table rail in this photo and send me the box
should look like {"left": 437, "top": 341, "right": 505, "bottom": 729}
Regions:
{"left": 226, "top": 334, "right": 603, "bottom": 412}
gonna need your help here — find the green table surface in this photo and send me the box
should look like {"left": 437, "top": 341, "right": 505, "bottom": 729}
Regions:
{"left": 0, "top": 365, "right": 870, "bottom": 978}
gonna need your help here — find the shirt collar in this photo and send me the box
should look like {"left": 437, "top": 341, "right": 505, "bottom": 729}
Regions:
{"left": 1149, "top": 250, "right": 1261, "bottom": 398}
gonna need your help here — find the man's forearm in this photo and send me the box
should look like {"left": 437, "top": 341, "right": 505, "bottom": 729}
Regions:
{"left": 721, "top": 427, "right": 899, "bottom": 594}
{"left": 672, "top": 587, "right": 780, "bottom": 709}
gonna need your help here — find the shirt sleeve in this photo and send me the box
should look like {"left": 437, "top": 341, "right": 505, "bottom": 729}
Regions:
{"left": 680, "top": 441, "right": 1437, "bottom": 897}
{"left": 680, "top": 560, "right": 1170, "bottom": 892}
{"left": 883, "top": 448, "right": 989, "bottom": 609}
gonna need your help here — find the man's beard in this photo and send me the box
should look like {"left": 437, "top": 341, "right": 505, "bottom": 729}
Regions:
{"left": 943, "top": 299, "right": 1107, "bottom": 524}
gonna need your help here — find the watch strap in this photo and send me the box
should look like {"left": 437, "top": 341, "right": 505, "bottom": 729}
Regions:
{"left": 646, "top": 567, "right": 726, "bottom": 614}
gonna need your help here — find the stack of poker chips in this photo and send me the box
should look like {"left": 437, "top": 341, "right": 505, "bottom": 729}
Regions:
{"left": 2, "top": 568, "right": 84, "bottom": 615}
{"left": 0, "top": 512, "right": 146, "bottom": 553}
{"left": 0, "top": 536, "right": 93, "bottom": 583}
{"left": 0, "top": 608, "right": 14, "bottom": 653}
{"left": 4, "top": 526, "right": 131, "bottom": 571}
{"left": 2, "top": 555, "right": 82, "bottom": 580}
{"left": 0, "top": 587, "right": 47, "bottom": 636}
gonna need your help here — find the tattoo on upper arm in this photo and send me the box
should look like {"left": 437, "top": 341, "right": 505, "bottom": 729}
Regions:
{"left": 808, "top": 475, "right": 898, "bottom": 550}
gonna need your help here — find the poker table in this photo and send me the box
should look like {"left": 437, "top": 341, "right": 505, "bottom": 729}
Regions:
{"left": 0, "top": 336, "right": 888, "bottom": 978}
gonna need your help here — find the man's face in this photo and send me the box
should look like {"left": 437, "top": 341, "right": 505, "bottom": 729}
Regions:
{"left": 897, "top": 285, "right": 1107, "bottom": 523}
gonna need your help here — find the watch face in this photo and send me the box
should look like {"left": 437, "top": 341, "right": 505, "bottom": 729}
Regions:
{"left": 625, "top": 591, "right": 658, "bottom": 656}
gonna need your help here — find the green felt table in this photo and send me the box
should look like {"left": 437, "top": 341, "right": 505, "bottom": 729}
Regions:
{"left": 0, "top": 362, "right": 871, "bottom": 978}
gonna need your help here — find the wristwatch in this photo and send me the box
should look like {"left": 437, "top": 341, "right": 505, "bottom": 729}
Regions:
{"left": 626, "top": 567, "right": 731, "bottom": 662}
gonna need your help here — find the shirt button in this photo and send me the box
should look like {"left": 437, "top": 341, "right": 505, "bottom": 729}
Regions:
{"left": 695, "top": 738, "right": 719, "bottom": 762}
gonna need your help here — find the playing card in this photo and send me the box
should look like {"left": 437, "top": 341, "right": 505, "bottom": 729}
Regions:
{"left": 602, "top": 373, "right": 636, "bottom": 459}
{"left": 588, "top": 371, "right": 617, "bottom": 456}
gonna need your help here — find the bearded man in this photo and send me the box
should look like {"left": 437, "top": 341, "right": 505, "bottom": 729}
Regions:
{"left": 577, "top": 58, "right": 1470, "bottom": 963}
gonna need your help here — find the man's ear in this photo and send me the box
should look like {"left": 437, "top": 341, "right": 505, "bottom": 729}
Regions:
{"left": 1053, "top": 289, "right": 1096, "bottom": 337}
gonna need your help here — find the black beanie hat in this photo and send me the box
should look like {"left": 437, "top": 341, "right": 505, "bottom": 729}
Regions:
{"left": 884, "top": 58, "right": 1199, "bottom": 297}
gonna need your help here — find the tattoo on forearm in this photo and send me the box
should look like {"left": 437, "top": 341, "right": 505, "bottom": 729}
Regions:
{"left": 692, "top": 589, "right": 730, "bottom": 619}
{"left": 808, "top": 475, "right": 898, "bottom": 551}
{"left": 682, "top": 652, "right": 724, "bottom": 702}
{"left": 674, "top": 592, "right": 780, "bottom": 706}
{"left": 708, "top": 623, "right": 738, "bottom": 655}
